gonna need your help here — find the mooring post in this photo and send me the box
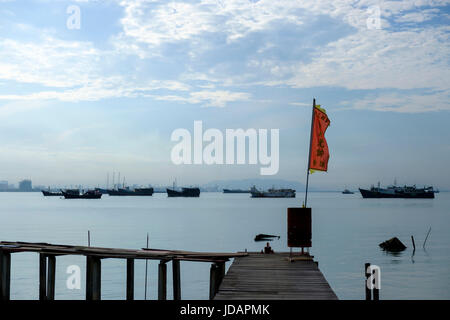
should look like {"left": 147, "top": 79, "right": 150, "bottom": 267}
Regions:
{"left": 158, "top": 260, "right": 167, "bottom": 300}
{"left": 172, "top": 259, "right": 181, "bottom": 300}
{"left": 47, "top": 255, "right": 56, "bottom": 300}
{"left": 86, "top": 256, "right": 101, "bottom": 300}
{"left": 0, "top": 250, "right": 11, "bottom": 300}
{"left": 365, "top": 262, "right": 371, "bottom": 301}
{"left": 126, "top": 258, "right": 134, "bottom": 300}
{"left": 39, "top": 253, "right": 47, "bottom": 300}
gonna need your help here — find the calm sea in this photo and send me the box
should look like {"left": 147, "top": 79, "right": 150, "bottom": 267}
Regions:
{"left": 0, "top": 191, "right": 449, "bottom": 300}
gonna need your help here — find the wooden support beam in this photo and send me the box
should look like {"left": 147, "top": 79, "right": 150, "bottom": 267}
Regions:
{"left": 209, "top": 262, "right": 226, "bottom": 300}
{"left": 126, "top": 258, "right": 134, "bottom": 300}
{"left": 0, "top": 251, "right": 11, "bottom": 300}
{"left": 209, "top": 263, "right": 218, "bottom": 300}
{"left": 39, "top": 253, "right": 47, "bottom": 300}
{"left": 86, "top": 256, "right": 101, "bottom": 300}
{"left": 158, "top": 261, "right": 167, "bottom": 300}
{"left": 47, "top": 255, "right": 56, "bottom": 300}
{"left": 172, "top": 259, "right": 181, "bottom": 300}
{"left": 217, "top": 261, "right": 225, "bottom": 286}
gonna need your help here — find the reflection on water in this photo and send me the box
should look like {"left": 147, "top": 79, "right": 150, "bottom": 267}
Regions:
{"left": 0, "top": 191, "right": 449, "bottom": 300}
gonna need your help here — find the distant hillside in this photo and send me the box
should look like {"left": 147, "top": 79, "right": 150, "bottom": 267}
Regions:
{"left": 202, "top": 178, "right": 324, "bottom": 192}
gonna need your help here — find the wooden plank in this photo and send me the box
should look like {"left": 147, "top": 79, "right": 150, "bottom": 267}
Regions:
{"left": 0, "top": 241, "right": 247, "bottom": 262}
{"left": 214, "top": 253, "right": 338, "bottom": 300}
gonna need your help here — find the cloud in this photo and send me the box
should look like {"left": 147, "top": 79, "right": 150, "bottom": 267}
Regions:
{"left": 0, "top": 0, "right": 449, "bottom": 112}
{"left": 347, "top": 89, "right": 450, "bottom": 113}
{"left": 149, "top": 89, "right": 250, "bottom": 107}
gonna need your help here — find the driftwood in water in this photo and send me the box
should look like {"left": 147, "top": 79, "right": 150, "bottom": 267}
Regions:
{"left": 254, "top": 234, "right": 280, "bottom": 242}
{"left": 379, "top": 237, "right": 407, "bottom": 252}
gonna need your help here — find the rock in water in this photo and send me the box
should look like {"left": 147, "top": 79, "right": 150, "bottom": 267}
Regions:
{"left": 379, "top": 237, "right": 407, "bottom": 252}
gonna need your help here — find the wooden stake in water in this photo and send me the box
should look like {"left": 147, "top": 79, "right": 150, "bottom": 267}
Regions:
{"left": 423, "top": 227, "right": 431, "bottom": 248}
{"left": 144, "top": 233, "right": 149, "bottom": 300}
{"left": 88, "top": 230, "right": 91, "bottom": 247}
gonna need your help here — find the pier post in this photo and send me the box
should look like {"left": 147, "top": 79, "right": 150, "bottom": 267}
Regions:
{"left": 126, "top": 258, "right": 134, "bottom": 300}
{"left": 0, "top": 250, "right": 11, "bottom": 300}
{"left": 209, "top": 263, "right": 218, "bottom": 300}
{"left": 365, "top": 262, "right": 371, "bottom": 301}
{"left": 39, "top": 253, "right": 47, "bottom": 300}
{"left": 158, "top": 261, "right": 167, "bottom": 300}
{"left": 47, "top": 255, "right": 56, "bottom": 300}
{"left": 86, "top": 256, "right": 101, "bottom": 300}
{"left": 172, "top": 259, "right": 181, "bottom": 300}
{"left": 209, "top": 261, "right": 225, "bottom": 300}
{"left": 209, "top": 262, "right": 226, "bottom": 300}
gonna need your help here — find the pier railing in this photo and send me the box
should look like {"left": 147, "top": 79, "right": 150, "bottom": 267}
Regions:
{"left": 0, "top": 241, "right": 247, "bottom": 300}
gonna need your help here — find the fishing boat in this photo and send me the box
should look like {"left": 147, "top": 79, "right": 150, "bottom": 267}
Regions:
{"left": 107, "top": 187, "right": 154, "bottom": 196}
{"left": 342, "top": 189, "right": 354, "bottom": 194}
{"left": 166, "top": 187, "right": 200, "bottom": 197}
{"left": 62, "top": 189, "right": 102, "bottom": 199}
{"left": 250, "top": 186, "right": 295, "bottom": 198}
{"left": 359, "top": 183, "right": 435, "bottom": 199}
{"left": 42, "top": 190, "right": 63, "bottom": 196}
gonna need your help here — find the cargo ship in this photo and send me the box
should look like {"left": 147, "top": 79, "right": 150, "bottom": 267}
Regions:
{"left": 250, "top": 186, "right": 295, "bottom": 198}
{"left": 359, "top": 183, "right": 435, "bottom": 199}
{"left": 166, "top": 187, "right": 200, "bottom": 197}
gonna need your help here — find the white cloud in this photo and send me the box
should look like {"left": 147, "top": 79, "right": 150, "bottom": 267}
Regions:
{"left": 149, "top": 89, "right": 250, "bottom": 107}
{"left": 284, "top": 26, "right": 450, "bottom": 91}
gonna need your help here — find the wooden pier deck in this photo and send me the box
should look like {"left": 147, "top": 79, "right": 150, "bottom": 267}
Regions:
{"left": 214, "top": 253, "right": 338, "bottom": 300}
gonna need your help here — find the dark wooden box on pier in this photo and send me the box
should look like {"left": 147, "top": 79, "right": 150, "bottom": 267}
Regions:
{"left": 287, "top": 207, "right": 312, "bottom": 248}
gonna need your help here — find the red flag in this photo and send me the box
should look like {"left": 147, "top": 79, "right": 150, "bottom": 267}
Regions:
{"left": 309, "top": 105, "right": 330, "bottom": 172}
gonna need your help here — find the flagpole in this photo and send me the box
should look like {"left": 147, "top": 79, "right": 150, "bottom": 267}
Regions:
{"left": 304, "top": 98, "right": 316, "bottom": 207}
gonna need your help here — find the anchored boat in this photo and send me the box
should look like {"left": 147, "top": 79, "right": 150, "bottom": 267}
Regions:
{"left": 107, "top": 187, "right": 154, "bottom": 196}
{"left": 250, "top": 186, "right": 295, "bottom": 198}
{"left": 42, "top": 190, "right": 63, "bottom": 196}
{"left": 359, "top": 183, "right": 435, "bottom": 199}
{"left": 166, "top": 187, "right": 200, "bottom": 197}
{"left": 62, "top": 189, "right": 102, "bottom": 199}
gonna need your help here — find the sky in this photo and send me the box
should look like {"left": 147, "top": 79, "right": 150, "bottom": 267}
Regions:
{"left": 0, "top": 0, "right": 449, "bottom": 189}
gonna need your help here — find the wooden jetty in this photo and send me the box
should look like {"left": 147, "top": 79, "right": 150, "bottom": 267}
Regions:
{"left": 0, "top": 241, "right": 247, "bottom": 301}
{"left": 214, "top": 253, "right": 338, "bottom": 300}
{"left": 0, "top": 242, "right": 337, "bottom": 300}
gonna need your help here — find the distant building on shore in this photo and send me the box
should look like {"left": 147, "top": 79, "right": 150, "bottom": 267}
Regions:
{"left": 0, "top": 180, "right": 8, "bottom": 191}
{"left": 19, "top": 179, "right": 32, "bottom": 191}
